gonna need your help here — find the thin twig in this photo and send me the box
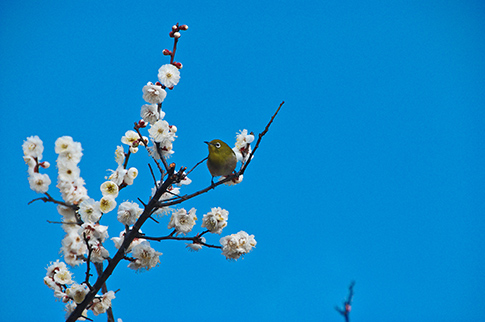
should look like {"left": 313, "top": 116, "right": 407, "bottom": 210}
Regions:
{"left": 139, "top": 233, "right": 222, "bottom": 249}
{"left": 335, "top": 281, "right": 355, "bottom": 322}
{"left": 28, "top": 192, "right": 76, "bottom": 209}
{"left": 239, "top": 101, "right": 284, "bottom": 175}
{"left": 186, "top": 156, "right": 208, "bottom": 176}
{"left": 83, "top": 233, "right": 93, "bottom": 288}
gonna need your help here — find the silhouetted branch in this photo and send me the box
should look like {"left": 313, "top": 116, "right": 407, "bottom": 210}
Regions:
{"left": 335, "top": 281, "right": 355, "bottom": 322}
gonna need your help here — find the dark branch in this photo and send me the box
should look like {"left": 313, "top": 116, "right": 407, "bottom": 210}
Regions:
{"left": 28, "top": 193, "right": 76, "bottom": 209}
{"left": 239, "top": 101, "right": 284, "bottom": 175}
{"left": 66, "top": 165, "right": 177, "bottom": 322}
{"left": 186, "top": 156, "right": 208, "bottom": 176}
{"left": 335, "top": 281, "right": 355, "bottom": 322}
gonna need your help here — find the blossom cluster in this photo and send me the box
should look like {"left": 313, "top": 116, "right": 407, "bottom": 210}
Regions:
{"left": 220, "top": 231, "right": 257, "bottom": 260}
{"left": 24, "top": 23, "right": 263, "bottom": 320}
{"left": 43, "top": 260, "right": 115, "bottom": 318}
{"left": 23, "top": 135, "right": 51, "bottom": 193}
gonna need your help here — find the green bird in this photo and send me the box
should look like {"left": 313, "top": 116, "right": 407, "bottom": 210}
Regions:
{"left": 205, "top": 139, "right": 237, "bottom": 180}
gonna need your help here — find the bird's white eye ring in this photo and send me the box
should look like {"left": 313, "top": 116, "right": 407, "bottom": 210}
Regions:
{"left": 215, "top": 142, "right": 221, "bottom": 148}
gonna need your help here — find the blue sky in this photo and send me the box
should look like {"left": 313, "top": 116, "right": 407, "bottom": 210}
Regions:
{"left": 1, "top": 1, "right": 484, "bottom": 321}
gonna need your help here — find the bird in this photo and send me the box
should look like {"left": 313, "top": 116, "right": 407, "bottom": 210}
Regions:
{"left": 204, "top": 139, "right": 237, "bottom": 181}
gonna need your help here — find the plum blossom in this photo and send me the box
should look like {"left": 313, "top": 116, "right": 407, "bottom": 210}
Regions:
{"left": 157, "top": 64, "right": 180, "bottom": 88}
{"left": 167, "top": 208, "right": 197, "bottom": 235}
{"left": 23, "top": 135, "right": 44, "bottom": 159}
{"left": 117, "top": 201, "right": 143, "bottom": 226}
{"left": 201, "top": 207, "right": 228, "bottom": 234}
{"left": 220, "top": 231, "right": 257, "bottom": 260}
{"left": 142, "top": 82, "right": 167, "bottom": 104}
{"left": 128, "top": 241, "right": 162, "bottom": 271}
{"left": 28, "top": 172, "right": 51, "bottom": 193}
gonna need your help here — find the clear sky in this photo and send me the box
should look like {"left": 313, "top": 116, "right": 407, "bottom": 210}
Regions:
{"left": 1, "top": 1, "right": 484, "bottom": 321}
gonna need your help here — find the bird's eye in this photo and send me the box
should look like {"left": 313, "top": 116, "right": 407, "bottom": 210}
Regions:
{"left": 215, "top": 142, "right": 221, "bottom": 148}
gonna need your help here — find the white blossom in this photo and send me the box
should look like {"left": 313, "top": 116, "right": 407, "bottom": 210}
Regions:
{"left": 55, "top": 136, "right": 78, "bottom": 154}
{"left": 235, "top": 129, "right": 254, "bottom": 150}
{"left": 168, "top": 208, "right": 197, "bottom": 235}
{"left": 108, "top": 165, "right": 128, "bottom": 186}
{"left": 220, "top": 231, "right": 257, "bottom": 260}
{"left": 142, "top": 82, "right": 167, "bottom": 104}
{"left": 148, "top": 120, "right": 171, "bottom": 143}
{"left": 28, "top": 172, "right": 51, "bottom": 193}
{"left": 23, "top": 155, "right": 36, "bottom": 170}
{"left": 100, "top": 181, "right": 119, "bottom": 198}
{"left": 44, "top": 276, "right": 61, "bottom": 292}
{"left": 46, "top": 260, "right": 68, "bottom": 278}
{"left": 79, "top": 223, "right": 109, "bottom": 243}
{"left": 186, "top": 237, "right": 205, "bottom": 252}
{"left": 66, "top": 283, "right": 89, "bottom": 304}
{"left": 57, "top": 162, "right": 81, "bottom": 182}
{"left": 23, "top": 135, "right": 44, "bottom": 159}
{"left": 233, "top": 129, "right": 254, "bottom": 163}
{"left": 57, "top": 177, "right": 89, "bottom": 205}
{"left": 112, "top": 231, "right": 144, "bottom": 252}
{"left": 128, "top": 241, "right": 162, "bottom": 271}
{"left": 89, "top": 240, "right": 110, "bottom": 263}
{"left": 114, "top": 146, "right": 125, "bottom": 166}
{"left": 61, "top": 230, "right": 87, "bottom": 266}
{"left": 53, "top": 268, "right": 74, "bottom": 285}
{"left": 55, "top": 137, "right": 83, "bottom": 168}
{"left": 117, "top": 201, "right": 143, "bottom": 226}
{"left": 157, "top": 64, "right": 180, "bottom": 88}
{"left": 78, "top": 198, "right": 102, "bottom": 223}
{"left": 99, "top": 195, "right": 116, "bottom": 213}
{"left": 121, "top": 130, "right": 139, "bottom": 147}
{"left": 141, "top": 103, "right": 165, "bottom": 125}
{"left": 123, "top": 167, "right": 138, "bottom": 186}
{"left": 91, "top": 291, "right": 116, "bottom": 316}
{"left": 201, "top": 207, "right": 228, "bottom": 234}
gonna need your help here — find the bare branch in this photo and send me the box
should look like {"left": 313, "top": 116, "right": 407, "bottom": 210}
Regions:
{"left": 28, "top": 193, "right": 76, "bottom": 209}
{"left": 335, "top": 281, "right": 355, "bottom": 322}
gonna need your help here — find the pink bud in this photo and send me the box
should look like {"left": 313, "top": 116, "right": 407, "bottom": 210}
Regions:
{"left": 162, "top": 49, "right": 172, "bottom": 56}
{"left": 172, "top": 62, "right": 183, "bottom": 69}
{"left": 172, "top": 25, "right": 178, "bottom": 31}
{"left": 169, "top": 31, "right": 174, "bottom": 38}
{"left": 138, "top": 120, "right": 147, "bottom": 128}
{"left": 39, "top": 161, "right": 51, "bottom": 169}
{"left": 179, "top": 24, "right": 189, "bottom": 30}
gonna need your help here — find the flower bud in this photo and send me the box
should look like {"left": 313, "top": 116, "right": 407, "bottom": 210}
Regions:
{"left": 138, "top": 120, "right": 147, "bottom": 128}
{"left": 39, "top": 161, "right": 50, "bottom": 169}
{"left": 169, "top": 31, "right": 174, "bottom": 38}
{"left": 162, "top": 49, "right": 172, "bottom": 56}
{"left": 172, "top": 25, "right": 178, "bottom": 31}
{"left": 179, "top": 24, "right": 189, "bottom": 30}
{"left": 172, "top": 62, "right": 183, "bottom": 69}
{"left": 170, "top": 125, "right": 177, "bottom": 133}
{"left": 173, "top": 32, "right": 181, "bottom": 39}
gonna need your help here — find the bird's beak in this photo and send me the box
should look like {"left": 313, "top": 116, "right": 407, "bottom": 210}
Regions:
{"left": 204, "top": 141, "right": 212, "bottom": 146}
